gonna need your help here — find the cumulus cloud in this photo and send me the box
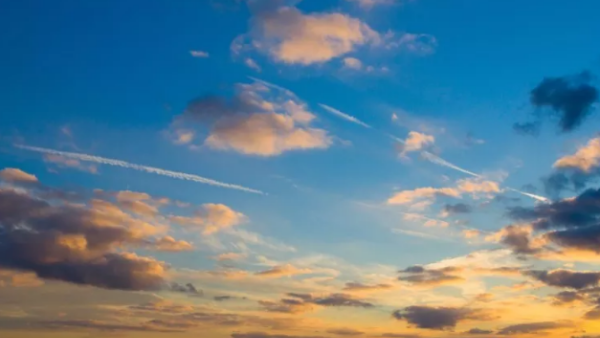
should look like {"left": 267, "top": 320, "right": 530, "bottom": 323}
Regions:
{"left": 239, "top": 4, "right": 379, "bottom": 65}
{"left": 233, "top": 2, "right": 435, "bottom": 66}
{"left": 170, "top": 81, "right": 331, "bottom": 156}
{"left": 544, "top": 136, "right": 600, "bottom": 195}
{"left": 397, "top": 131, "right": 435, "bottom": 156}
{"left": 555, "top": 137, "right": 600, "bottom": 172}
{"left": 515, "top": 71, "right": 598, "bottom": 134}
{"left": 0, "top": 168, "right": 38, "bottom": 183}
{"left": 392, "top": 306, "right": 493, "bottom": 330}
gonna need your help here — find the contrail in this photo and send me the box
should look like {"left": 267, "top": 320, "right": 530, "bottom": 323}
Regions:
{"left": 318, "top": 104, "right": 372, "bottom": 129}
{"left": 15, "top": 145, "right": 264, "bottom": 195}
{"left": 420, "top": 151, "right": 481, "bottom": 178}
{"left": 505, "top": 188, "right": 549, "bottom": 203}
{"left": 248, "top": 76, "right": 294, "bottom": 96}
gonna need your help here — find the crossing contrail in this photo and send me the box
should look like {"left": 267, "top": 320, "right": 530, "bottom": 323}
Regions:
{"left": 15, "top": 144, "right": 265, "bottom": 195}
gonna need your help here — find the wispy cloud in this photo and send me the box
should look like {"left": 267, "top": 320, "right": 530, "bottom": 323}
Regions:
{"left": 190, "top": 50, "right": 209, "bottom": 58}
{"left": 15, "top": 144, "right": 264, "bottom": 195}
{"left": 319, "top": 104, "right": 372, "bottom": 128}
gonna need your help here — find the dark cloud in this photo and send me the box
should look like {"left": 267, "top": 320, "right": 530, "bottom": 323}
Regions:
{"left": 443, "top": 203, "right": 473, "bottom": 215}
{"left": 392, "top": 306, "right": 492, "bottom": 330}
{"left": 398, "top": 266, "right": 463, "bottom": 286}
{"left": 497, "top": 225, "right": 540, "bottom": 255}
{"left": 525, "top": 270, "right": 600, "bottom": 290}
{"left": 0, "top": 187, "right": 167, "bottom": 290}
{"left": 546, "top": 225, "right": 600, "bottom": 253}
{"left": 465, "top": 328, "right": 494, "bottom": 334}
{"left": 232, "top": 333, "right": 324, "bottom": 338}
{"left": 260, "top": 292, "right": 374, "bottom": 313}
{"left": 170, "top": 282, "right": 203, "bottom": 296}
{"left": 342, "top": 282, "right": 393, "bottom": 292}
{"left": 326, "top": 328, "right": 364, "bottom": 336}
{"left": 215, "top": 295, "right": 235, "bottom": 301}
{"left": 39, "top": 319, "right": 182, "bottom": 333}
{"left": 497, "top": 321, "right": 571, "bottom": 335}
{"left": 552, "top": 291, "right": 585, "bottom": 305}
{"left": 379, "top": 334, "right": 421, "bottom": 338}
{"left": 529, "top": 71, "right": 598, "bottom": 133}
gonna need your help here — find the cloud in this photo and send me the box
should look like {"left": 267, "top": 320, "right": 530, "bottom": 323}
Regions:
{"left": 214, "top": 252, "right": 246, "bottom": 261}
{"left": 205, "top": 111, "right": 331, "bottom": 156}
{"left": 392, "top": 306, "right": 493, "bottom": 330}
{"left": 15, "top": 144, "right": 264, "bottom": 194}
{"left": 442, "top": 203, "right": 472, "bottom": 217}
{"left": 517, "top": 71, "right": 598, "bottom": 133}
{"left": 232, "top": 333, "right": 324, "bottom": 338}
{"left": 327, "top": 328, "right": 364, "bottom": 336}
{"left": 552, "top": 291, "right": 585, "bottom": 306}
{"left": 388, "top": 177, "right": 501, "bottom": 205}
{"left": 388, "top": 33, "right": 438, "bottom": 55}
{"left": 486, "top": 225, "right": 541, "bottom": 255}
{"left": 190, "top": 50, "right": 209, "bottom": 58}
{"left": 239, "top": 5, "right": 379, "bottom": 65}
{"left": 397, "top": 131, "right": 435, "bottom": 156}
{"left": 342, "top": 282, "right": 393, "bottom": 293}
{"left": 0, "top": 168, "right": 38, "bottom": 183}
{"left": 0, "top": 174, "right": 220, "bottom": 291}
{"left": 398, "top": 266, "right": 464, "bottom": 287}
{"left": 347, "top": 0, "right": 396, "bottom": 9}
{"left": 319, "top": 104, "right": 371, "bottom": 128}
{"left": 255, "top": 264, "right": 312, "bottom": 278}
{"left": 154, "top": 236, "right": 194, "bottom": 252}
{"left": 43, "top": 154, "right": 98, "bottom": 173}
{"left": 245, "top": 58, "right": 262, "bottom": 72}
{"left": 171, "top": 81, "right": 332, "bottom": 156}
{"left": 496, "top": 321, "right": 572, "bottom": 335}
{"left": 343, "top": 57, "right": 363, "bottom": 70}
{"left": 170, "top": 282, "right": 203, "bottom": 296}
{"left": 464, "top": 328, "right": 494, "bottom": 334}
{"left": 260, "top": 292, "right": 374, "bottom": 313}
{"left": 555, "top": 137, "right": 600, "bottom": 172}
{"left": 525, "top": 269, "right": 600, "bottom": 290}
{"left": 170, "top": 203, "right": 244, "bottom": 235}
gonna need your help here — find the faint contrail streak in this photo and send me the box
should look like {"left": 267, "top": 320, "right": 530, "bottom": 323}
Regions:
{"left": 318, "top": 104, "right": 372, "bottom": 129}
{"left": 505, "top": 188, "right": 549, "bottom": 203}
{"left": 420, "top": 151, "right": 481, "bottom": 178}
{"left": 15, "top": 144, "right": 265, "bottom": 195}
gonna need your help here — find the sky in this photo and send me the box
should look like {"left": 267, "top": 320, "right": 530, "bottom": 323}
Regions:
{"left": 1, "top": 0, "right": 600, "bottom": 337}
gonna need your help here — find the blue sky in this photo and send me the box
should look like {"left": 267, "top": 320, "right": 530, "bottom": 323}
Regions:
{"left": 1, "top": 1, "right": 600, "bottom": 337}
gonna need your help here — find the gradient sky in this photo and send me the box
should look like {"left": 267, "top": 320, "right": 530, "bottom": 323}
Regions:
{"left": 2, "top": 1, "right": 600, "bottom": 337}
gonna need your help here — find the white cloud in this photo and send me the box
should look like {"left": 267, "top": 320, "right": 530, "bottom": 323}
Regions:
{"left": 343, "top": 57, "right": 363, "bottom": 70}
{"left": 190, "top": 50, "right": 209, "bottom": 58}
